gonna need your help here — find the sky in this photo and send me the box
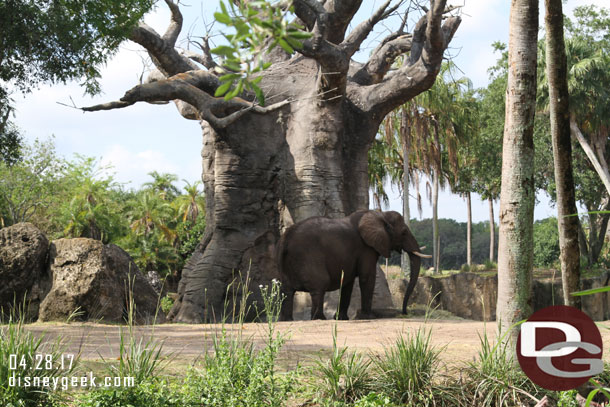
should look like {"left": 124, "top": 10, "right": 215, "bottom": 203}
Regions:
{"left": 11, "top": 0, "right": 605, "bottom": 224}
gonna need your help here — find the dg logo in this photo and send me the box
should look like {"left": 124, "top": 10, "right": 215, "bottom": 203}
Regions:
{"left": 517, "top": 305, "right": 604, "bottom": 391}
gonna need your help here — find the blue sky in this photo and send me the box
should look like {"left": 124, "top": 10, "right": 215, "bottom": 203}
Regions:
{"left": 12, "top": 0, "right": 604, "bottom": 223}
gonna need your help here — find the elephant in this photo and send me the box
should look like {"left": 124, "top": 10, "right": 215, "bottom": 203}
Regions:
{"left": 276, "top": 210, "right": 431, "bottom": 320}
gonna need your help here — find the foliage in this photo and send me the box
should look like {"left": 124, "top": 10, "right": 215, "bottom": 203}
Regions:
{"left": 0, "top": 99, "right": 23, "bottom": 166}
{"left": 184, "top": 280, "right": 293, "bottom": 407}
{"left": 76, "top": 379, "right": 183, "bottom": 407}
{"left": 314, "top": 327, "right": 373, "bottom": 404}
{"left": 0, "top": 304, "right": 78, "bottom": 407}
{"left": 0, "top": 0, "right": 154, "bottom": 97}
{"left": 373, "top": 328, "right": 442, "bottom": 406}
{"left": 212, "top": 0, "right": 311, "bottom": 105}
{"left": 0, "top": 138, "right": 64, "bottom": 227}
{"left": 533, "top": 217, "right": 560, "bottom": 268}
{"left": 160, "top": 295, "right": 174, "bottom": 314}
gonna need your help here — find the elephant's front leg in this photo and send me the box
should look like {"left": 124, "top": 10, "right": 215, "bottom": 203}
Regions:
{"left": 310, "top": 291, "right": 327, "bottom": 320}
{"left": 334, "top": 281, "right": 354, "bottom": 320}
{"left": 280, "top": 288, "right": 295, "bottom": 321}
{"left": 356, "top": 262, "right": 377, "bottom": 319}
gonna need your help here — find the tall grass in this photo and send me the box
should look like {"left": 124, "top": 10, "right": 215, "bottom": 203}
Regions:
{"left": 314, "top": 325, "right": 373, "bottom": 405}
{"left": 374, "top": 327, "right": 444, "bottom": 406}
{"left": 0, "top": 303, "right": 78, "bottom": 407}
{"left": 463, "top": 326, "right": 544, "bottom": 407}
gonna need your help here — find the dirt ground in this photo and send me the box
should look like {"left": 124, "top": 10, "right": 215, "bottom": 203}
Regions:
{"left": 24, "top": 318, "right": 610, "bottom": 371}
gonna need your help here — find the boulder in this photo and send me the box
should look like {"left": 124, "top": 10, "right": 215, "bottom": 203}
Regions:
{"left": 0, "top": 223, "right": 50, "bottom": 319}
{"left": 292, "top": 266, "right": 395, "bottom": 320}
{"left": 39, "top": 238, "right": 164, "bottom": 323}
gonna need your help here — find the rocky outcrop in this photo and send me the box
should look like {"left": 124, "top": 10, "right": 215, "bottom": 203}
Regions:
{"left": 38, "top": 239, "right": 164, "bottom": 323}
{"left": 388, "top": 271, "right": 610, "bottom": 321}
{"left": 292, "top": 266, "right": 395, "bottom": 320}
{"left": 0, "top": 223, "right": 51, "bottom": 319}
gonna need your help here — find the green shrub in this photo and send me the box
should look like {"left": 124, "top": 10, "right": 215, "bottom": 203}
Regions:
{"left": 533, "top": 217, "right": 560, "bottom": 268}
{"left": 77, "top": 380, "right": 183, "bottom": 407}
{"left": 463, "top": 327, "right": 545, "bottom": 407}
{"left": 185, "top": 279, "right": 293, "bottom": 407}
{"left": 160, "top": 295, "right": 174, "bottom": 314}
{"left": 373, "top": 327, "right": 442, "bottom": 406}
{"left": 314, "top": 328, "right": 373, "bottom": 404}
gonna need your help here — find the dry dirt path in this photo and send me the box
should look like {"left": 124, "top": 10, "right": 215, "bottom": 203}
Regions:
{"left": 24, "top": 318, "right": 610, "bottom": 369}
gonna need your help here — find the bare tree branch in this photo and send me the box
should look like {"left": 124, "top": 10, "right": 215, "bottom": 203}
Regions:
{"left": 162, "top": 0, "right": 183, "bottom": 47}
{"left": 351, "top": 34, "right": 412, "bottom": 84}
{"left": 351, "top": 2, "right": 461, "bottom": 119}
{"left": 341, "top": 0, "right": 398, "bottom": 57}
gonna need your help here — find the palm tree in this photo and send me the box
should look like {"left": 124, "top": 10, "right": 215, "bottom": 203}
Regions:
{"left": 175, "top": 180, "right": 205, "bottom": 223}
{"left": 128, "top": 191, "right": 176, "bottom": 242}
{"left": 143, "top": 171, "right": 180, "bottom": 200}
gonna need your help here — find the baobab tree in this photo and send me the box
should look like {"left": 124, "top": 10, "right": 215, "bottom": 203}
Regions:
{"left": 83, "top": 0, "right": 461, "bottom": 323}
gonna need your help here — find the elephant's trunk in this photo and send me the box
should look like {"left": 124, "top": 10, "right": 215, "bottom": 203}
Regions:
{"left": 402, "top": 253, "right": 421, "bottom": 314}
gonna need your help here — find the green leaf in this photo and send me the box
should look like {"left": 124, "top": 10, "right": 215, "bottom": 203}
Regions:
{"left": 278, "top": 38, "right": 294, "bottom": 54}
{"left": 287, "top": 30, "right": 313, "bottom": 39}
{"left": 213, "top": 11, "right": 232, "bottom": 25}
{"left": 211, "top": 45, "right": 236, "bottom": 57}
{"left": 250, "top": 82, "right": 265, "bottom": 106}
{"left": 219, "top": 73, "right": 242, "bottom": 82}
{"left": 224, "top": 86, "right": 240, "bottom": 101}
{"left": 571, "top": 286, "right": 610, "bottom": 296}
{"left": 214, "top": 80, "right": 233, "bottom": 97}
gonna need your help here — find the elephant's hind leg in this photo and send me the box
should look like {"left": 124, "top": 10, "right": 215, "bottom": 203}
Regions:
{"left": 310, "top": 291, "right": 326, "bottom": 320}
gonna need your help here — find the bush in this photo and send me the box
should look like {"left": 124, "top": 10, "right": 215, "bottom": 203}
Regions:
{"left": 373, "top": 328, "right": 443, "bottom": 406}
{"left": 77, "top": 380, "right": 183, "bottom": 407}
{"left": 185, "top": 280, "right": 294, "bottom": 407}
{"left": 314, "top": 328, "right": 373, "bottom": 404}
{"left": 533, "top": 217, "right": 560, "bottom": 268}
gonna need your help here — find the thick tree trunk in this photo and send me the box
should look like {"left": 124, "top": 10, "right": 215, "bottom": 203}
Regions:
{"left": 171, "top": 61, "right": 377, "bottom": 322}
{"left": 497, "top": 0, "right": 537, "bottom": 346}
{"left": 401, "top": 109, "right": 411, "bottom": 278}
{"left": 466, "top": 192, "right": 472, "bottom": 266}
{"left": 489, "top": 197, "right": 495, "bottom": 262}
{"left": 545, "top": 0, "right": 581, "bottom": 309}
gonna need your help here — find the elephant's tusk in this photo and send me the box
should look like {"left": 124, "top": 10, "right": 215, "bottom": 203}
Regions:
{"left": 412, "top": 251, "right": 432, "bottom": 258}
{"left": 419, "top": 245, "right": 427, "bottom": 250}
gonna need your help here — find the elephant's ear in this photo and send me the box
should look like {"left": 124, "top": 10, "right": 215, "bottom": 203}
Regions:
{"left": 358, "top": 211, "right": 391, "bottom": 258}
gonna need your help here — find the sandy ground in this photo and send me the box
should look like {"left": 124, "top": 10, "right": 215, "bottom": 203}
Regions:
{"left": 21, "top": 318, "right": 610, "bottom": 370}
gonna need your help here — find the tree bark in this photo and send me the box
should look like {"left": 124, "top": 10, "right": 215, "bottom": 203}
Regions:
{"left": 466, "top": 191, "right": 472, "bottom": 266}
{"left": 545, "top": 0, "right": 581, "bottom": 309}
{"left": 497, "top": 0, "right": 537, "bottom": 347}
{"left": 432, "top": 168, "right": 440, "bottom": 274}
{"left": 571, "top": 119, "right": 610, "bottom": 196}
{"left": 489, "top": 197, "right": 495, "bottom": 262}
{"left": 401, "top": 107, "right": 411, "bottom": 278}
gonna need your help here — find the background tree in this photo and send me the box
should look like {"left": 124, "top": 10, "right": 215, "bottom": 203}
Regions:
{"left": 82, "top": 0, "right": 461, "bottom": 322}
{"left": 543, "top": 0, "right": 581, "bottom": 308}
{"left": 496, "top": 0, "right": 538, "bottom": 346}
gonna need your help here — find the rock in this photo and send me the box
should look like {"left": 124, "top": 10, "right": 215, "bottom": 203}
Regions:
{"left": 292, "top": 266, "right": 394, "bottom": 320}
{"left": 392, "top": 271, "right": 610, "bottom": 321}
{"left": 39, "top": 239, "right": 164, "bottom": 323}
{"left": 0, "top": 223, "right": 50, "bottom": 319}
{"left": 147, "top": 271, "right": 164, "bottom": 294}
